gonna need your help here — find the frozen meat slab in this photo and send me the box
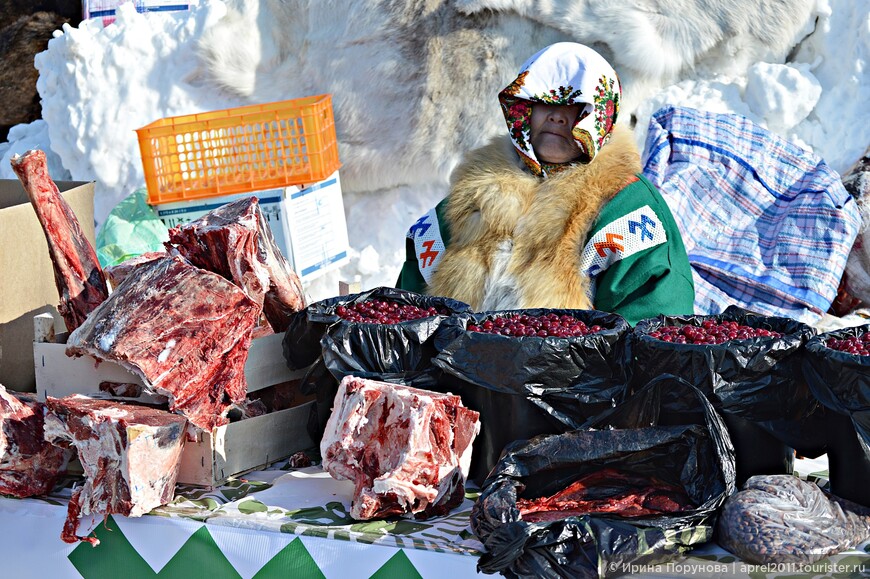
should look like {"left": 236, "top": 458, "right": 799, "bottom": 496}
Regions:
{"left": 167, "top": 196, "right": 306, "bottom": 332}
{"left": 44, "top": 395, "right": 187, "bottom": 545}
{"left": 10, "top": 149, "right": 109, "bottom": 332}
{"left": 0, "top": 385, "right": 71, "bottom": 497}
{"left": 322, "top": 376, "right": 480, "bottom": 520}
{"left": 103, "top": 251, "right": 166, "bottom": 289}
{"left": 65, "top": 255, "right": 260, "bottom": 430}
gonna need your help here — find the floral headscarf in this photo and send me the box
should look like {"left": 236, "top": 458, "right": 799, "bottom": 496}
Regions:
{"left": 499, "top": 42, "right": 621, "bottom": 177}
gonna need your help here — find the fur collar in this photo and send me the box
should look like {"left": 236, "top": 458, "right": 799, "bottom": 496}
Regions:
{"left": 429, "top": 125, "right": 641, "bottom": 310}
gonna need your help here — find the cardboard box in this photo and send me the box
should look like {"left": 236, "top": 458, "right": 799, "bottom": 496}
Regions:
{"left": 35, "top": 328, "right": 315, "bottom": 487}
{"left": 0, "top": 180, "right": 95, "bottom": 392}
{"left": 176, "top": 402, "right": 313, "bottom": 487}
{"left": 152, "top": 171, "right": 350, "bottom": 283}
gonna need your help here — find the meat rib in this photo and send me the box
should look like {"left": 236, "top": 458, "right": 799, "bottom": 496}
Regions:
{"left": 167, "top": 197, "right": 306, "bottom": 332}
{"left": 321, "top": 376, "right": 480, "bottom": 520}
{"left": 10, "top": 149, "right": 108, "bottom": 332}
{"left": 0, "top": 384, "right": 71, "bottom": 497}
{"left": 65, "top": 255, "right": 261, "bottom": 430}
{"left": 44, "top": 395, "right": 187, "bottom": 545}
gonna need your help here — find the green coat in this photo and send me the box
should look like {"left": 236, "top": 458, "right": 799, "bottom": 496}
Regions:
{"left": 397, "top": 175, "right": 694, "bottom": 325}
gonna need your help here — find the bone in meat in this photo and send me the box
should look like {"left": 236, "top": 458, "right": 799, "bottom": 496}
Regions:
{"left": 44, "top": 395, "right": 187, "bottom": 545}
{"left": 0, "top": 384, "right": 71, "bottom": 497}
{"left": 166, "top": 196, "right": 306, "bottom": 332}
{"left": 10, "top": 149, "right": 108, "bottom": 332}
{"left": 103, "top": 251, "right": 166, "bottom": 289}
{"left": 322, "top": 375, "right": 480, "bottom": 520}
{"left": 65, "top": 255, "right": 260, "bottom": 430}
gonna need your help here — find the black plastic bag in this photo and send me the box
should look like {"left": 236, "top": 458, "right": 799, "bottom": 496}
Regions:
{"left": 296, "top": 355, "right": 340, "bottom": 446}
{"left": 471, "top": 375, "right": 735, "bottom": 578}
{"left": 319, "top": 289, "right": 471, "bottom": 381}
{"left": 802, "top": 326, "right": 870, "bottom": 505}
{"left": 431, "top": 308, "right": 631, "bottom": 484}
{"left": 630, "top": 306, "right": 819, "bottom": 453}
{"left": 282, "top": 287, "right": 469, "bottom": 444}
{"left": 281, "top": 286, "right": 470, "bottom": 372}
{"left": 803, "top": 324, "right": 870, "bottom": 457}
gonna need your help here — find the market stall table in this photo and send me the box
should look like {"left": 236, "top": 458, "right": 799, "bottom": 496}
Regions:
{"left": 1, "top": 456, "right": 868, "bottom": 578}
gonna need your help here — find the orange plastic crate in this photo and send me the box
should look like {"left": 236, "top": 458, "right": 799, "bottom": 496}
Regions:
{"left": 136, "top": 95, "right": 340, "bottom": 204}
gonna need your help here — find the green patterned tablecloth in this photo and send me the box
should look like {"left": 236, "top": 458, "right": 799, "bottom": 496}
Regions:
{"left": 2, "top": 454, "right": 867, "bottom": 578}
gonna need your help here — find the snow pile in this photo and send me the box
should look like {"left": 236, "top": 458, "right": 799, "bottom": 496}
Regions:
{"left": 28, "top": 2, "right": 238, "bottom": 223}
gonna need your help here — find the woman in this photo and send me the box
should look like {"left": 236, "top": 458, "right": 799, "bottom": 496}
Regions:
{"left": 396, "top": 42, "right": 694, "bottom": 325}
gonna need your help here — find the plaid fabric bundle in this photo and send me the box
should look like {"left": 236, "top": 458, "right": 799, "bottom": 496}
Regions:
{"left": 642, "top": 106, "right": 860, "bottom": 323}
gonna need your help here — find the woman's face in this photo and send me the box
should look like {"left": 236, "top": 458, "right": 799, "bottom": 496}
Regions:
{"left": 529, "top": 103, "right": 585, "bottom": 164}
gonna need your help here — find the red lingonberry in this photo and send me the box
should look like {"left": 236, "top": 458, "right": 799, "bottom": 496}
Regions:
{"left": 467, "top": 313, "right": 604, "bottom": 337}
{"left": 651, "top": 322, "right": 782, "bottom": 345}
{"left": 826, "top": 334, "right": 870, "bottom": 356}
{"left": 335, "top": 299, "right": 448, "bottom": 324}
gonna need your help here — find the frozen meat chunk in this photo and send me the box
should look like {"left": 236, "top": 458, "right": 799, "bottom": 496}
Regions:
{"left": 322, "top": 376, "right": 480, "bottom": 520}
{"left": 166, "top": 196, "right": 306, "bottom": 332}
{"left": 44, "top": 395, "right": 187, "bottom": 545}
{"left": 10, "top": 149, "right": 109, "bottom": 332}
{"left": 0, "top": 385, "right": 71, "bottom": 497}
{"left": 65, "top": 255, "right": 260, "bottom": 430}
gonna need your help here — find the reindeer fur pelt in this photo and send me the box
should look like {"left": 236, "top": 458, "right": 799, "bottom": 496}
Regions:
{"left": 196, "top": 0, "right": 815, "bottom": 198}
{"left": 427, "top": 125, "right": 640, "bottom": 311}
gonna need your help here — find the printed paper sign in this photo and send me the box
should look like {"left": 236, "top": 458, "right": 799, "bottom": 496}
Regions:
{"left": 283, "top": 172, "right": 350, "bottom": 281}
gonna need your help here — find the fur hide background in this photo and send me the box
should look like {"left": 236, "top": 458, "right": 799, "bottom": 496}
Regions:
{"left": 196, "top": 0, "right": 816, "bottom": 198}
{"left": 189, "top": 0, "right": 818, "bottom": 296}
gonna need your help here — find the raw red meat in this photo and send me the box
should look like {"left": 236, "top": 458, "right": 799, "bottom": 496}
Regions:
{"left": 10, "top": 149, "right": 109, "bottom": 332}
{"left": 65, "top": 255, "right": 261, "bottom": 430}
{"left": 0, "top": 385, "right": 71, "bottom": 497}
{"left": 517, "top": 468, "right": 694, "bottom": 523}
{"left": 97, "top": 383, "right": 168, "bottom": 407}
{"left": 286, "top": 451, "right": 312, "bottom": 468}
{"left": 166, "top": 197, "right": 306, "bottom": 332}
{"left": 44, "top": 395, "right": 187, "bottom": 545}
{"left": 103, "top": 251, "right": 166, "bottom": 289}
{"left": 321, "top": 376, "right": 480, "bottom": 520}
{"left": 226, "top": 398, "right": 268, "bottom": 422}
